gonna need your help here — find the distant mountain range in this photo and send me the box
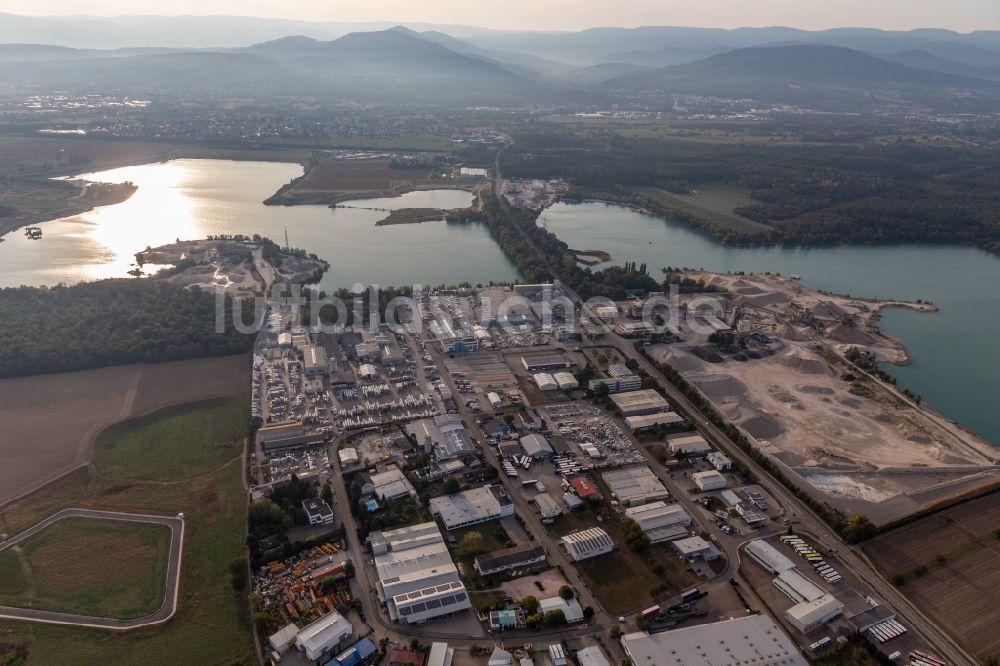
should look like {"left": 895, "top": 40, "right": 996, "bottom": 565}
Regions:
{"left": 1, "top": 15, "right": 999, "bottom": 110}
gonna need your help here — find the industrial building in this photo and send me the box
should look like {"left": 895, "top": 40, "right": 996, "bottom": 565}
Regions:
{"left": 539, "top": 596, "right": 584, "bottom": 623}
{"left": 338, "top": 447, "right": 360, "bottom": 467}
{"left": 575, "top": 646, "right": 611, "bottom": 666}
{"left": 625, "top": 501, "right": 692, "bottom": 543}
{"left": 367, "top": 465, "right": 417, "bottom": 500}
{"left": 487, "top": 392, "right": 503, "bottom": 410}
{"left": 785, "top": 593, "right": 844, "bottom": 633}
{"left": 666, "top": 434, "right": 713, "bottom": 458}
{"left": 522, "top": 355, "right": 572, "bottom": 372}
{"left": 474, "top": 545, "right": 546, "bottom": 576}
{"left": 533, "top": 373, "right": 559, "bottom": 391}
{"left": 693, "top": 470, "right": 728, "bottom": 491}
{"left": 258, "top": 421, "right": 321, "bottom": 452}
{"left": 532, "top": 492, "right": 562, "bottom": 519}
{"left": 294, "top": 610, "right": 354, "bottom": 662}
{"left": 624, "top": 412, "right": 684, "bottom": 431}
{"left": 520, "top": 433, "right": 554, "bottom": 459}
{"left": 427, "top": 642, "right": 454, "bottom": 666}
{"left": 429, "top": 485, "right": 515, "bottom": 530}
{"left": 707, "top": 451, "right": 733, "bottom": 471}
{"left": 552, "top": 372, "right": 578, "bottom": 390}
{"left": 569, "top": 476, "right": 599, "bottom": 498}
{"left": 369, "top": 522, "right": 472, "bottom": 624}
{"left": 620, "top": 615, "right": 807, "bottom": 666}
{"left": 672, "top": 535, "right": 720, "bottom": 560}
{"left": 745, "top": 539, "right": 796, "bottom": 574}
{"left": 561, "top": 527, "right": 614, "bottom": 561}
{"left": 588, "top": 375, "right": 641, "bottom": 394}
{"left": 407, "top": 416, "right": 476, "bottom": 460}
{"left": 602, "top": 466, "right": 670, "bottom": 506}
{"left": 268, "top": 623, "right": 299, "bottom": 657}
{"left": 302, "top": 498, "right": 335, "bottom": 526}
{"left": 303, "top": 345, "right": 329, "bottom": 378}
{"left": 609, "top": 389, "right": 671, "bottom": 416}
{"left": 774, "top": 569, "right": 826, "bottom": 604}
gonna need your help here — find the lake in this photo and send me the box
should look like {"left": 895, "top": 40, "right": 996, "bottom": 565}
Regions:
{"left": 0, "top": 159, "right": 521, "bottom": 292}
{"left": 539, "top": 201, "right": 1000, "bottom": 445}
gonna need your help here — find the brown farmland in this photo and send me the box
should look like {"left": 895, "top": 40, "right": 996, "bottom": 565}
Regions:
{"left": 268, "top": 158, "right": 451, "bottom": 204}
{"left": 0, "top": 354, "right": 250, "bottom": 507}
{"left": 863, "top": 491, "right": 1000, "bottom": 660}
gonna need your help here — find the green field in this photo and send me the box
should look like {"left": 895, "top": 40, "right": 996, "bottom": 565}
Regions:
{"left": 0, "top": 517, "right": 171, "bottom": 619}
{"left": 92, "top": 395, "right": 248, "bottom": 482}
{"left": 0, "top": 392, "right": 253, "bottom": 665}
{"left": 628, "top": 186, "right": 772, "bottom": 235}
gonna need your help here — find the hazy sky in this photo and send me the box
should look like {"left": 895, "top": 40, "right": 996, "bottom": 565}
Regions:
{"left": 9, "top": 0, "right": 1000, "bottom": 32}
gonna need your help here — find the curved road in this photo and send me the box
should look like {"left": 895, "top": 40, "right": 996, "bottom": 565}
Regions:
{"left": 0, "top": 508, "right": 184, "bottom": 630}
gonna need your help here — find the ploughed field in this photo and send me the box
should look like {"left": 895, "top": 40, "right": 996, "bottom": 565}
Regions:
{"left": 863, "top": 491, "right": 1000, "bottom": 661}
{"left": 0, "top": 355, "right": 250, "bottom": 507}
{"left": 283, "top": 158, "right": 434, "bottom": 201}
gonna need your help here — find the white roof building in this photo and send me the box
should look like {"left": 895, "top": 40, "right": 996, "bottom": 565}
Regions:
{"left": 268, "top": 623, "right": 299, "bottom": 655}
{"left": 693, "top": 470, "right": 727, "bottom": 491}
{"left": 624, "top": 412, "right": 684, "bottom": 431}
{"left": 294, "top": 611, "right": 353, "bottom": 662}
{"left": 539, "top": 596, "right": 584, "bottom": 623}
{"left": 553, "top": 372, "right": 579, "bottom": 390}
{"left": 707, "top": 451, "right": 733, "bottom": 471}
{"left": 621, "top": 615, "right": 807, "bottom": 666}
{"left": 338, "top": 447, "right": 360, "bottom": 467}
{"left": 609, "top": 389, "right": 670, "bottom": 416}
{"left": 369, "top": 465, "right": 417, "bottom": 500}
{"left": 672, "top": 535, "right": 720, "bottom": 560}
{"left": 602, "top": 466, "right": 669, "bottom": 506}
{"left": 625, "top": 501, "right": 692, "bottom": 543}
{"left": 667, "top": 434, "right": 713, "bottom": 457}
{"left": 358, "top": 363, "right": 378, "bottom": 379}
{"left": 429, "top": 485, "right": 515, "bottom": 530}
{"left": 774, "top": 569, "right": 826, "bottom": 604}
{"left": 745, "top": 539, "right": 796, "bottom": 574}
{"left": 561, "top": 528, "right": 614, "bottom": 561}
{"left": 370, "top": 522, "right": 471, "bottom": 624}
{"left": 520, "top": 433, "right": 554, "bottom": 458}
{"left": 427, "top": 642, "right": 455, "bottom": 666}
{"left": 785, "top": 593, "right": 844, "bottom": 633}
{"left": 533, "top": 373, "right": 558, "bottom": 391}
{"left": 575, "top": 646, "right": 611, "bottom": 666}
{"left": 532, "top": 492, "right": 562, "bottom": 519}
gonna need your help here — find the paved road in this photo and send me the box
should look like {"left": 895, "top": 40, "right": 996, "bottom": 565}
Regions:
{"left": 0, "top": 508, "right": 184, "bottom": 630}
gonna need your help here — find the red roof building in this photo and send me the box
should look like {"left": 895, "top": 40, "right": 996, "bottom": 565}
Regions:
{"left": 387, "top": 648, "right": 426, "bottom": 666}
{"left": 570, "top": 476, "right": 598, "bottom": 498}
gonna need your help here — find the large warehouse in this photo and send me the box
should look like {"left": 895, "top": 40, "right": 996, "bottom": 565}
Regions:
{"left": 625, "top": 501, "right": 692, "bottom": 543}
{"left": 745, "top": 539, "right": 796, "bottom": 574}
{"left": 692, "top": 470, "right": 727, "bottom": 491}
{"left": 609, "top": 389, "right": 670, "bottom": 416}
{"left": 666, "top": 434, "right": 713, "bottom": 457}
{"left": 785, "top": 593, "right": 844, "bottom": 633}
{"left": 522, "top": 354, "right": 573, "bottom": 372}
{"left": 407, "top": 416, "right": 476, "bottom": 460}
{"left": 561, "top": 527, "right": 614, "bottom": 561}
{"left": 294, "top": 610, "right": 354, "bottom": 662}
{"left": 520, "top": 433, "right": 554, "bottom": 459}
{"left": 624, "top": 412, "right": 684, "bottom": 431}
{"left": 621, "top": 615, "right": 807, "bottom": 666}
{"left": 602, "top": 466, "right": 670, "bottom": 506}
{"left": 369, "top": 522, "right": 472, "bottom": 624}
{"left": 429, "top": 485, "right": 515, "bottom": 530}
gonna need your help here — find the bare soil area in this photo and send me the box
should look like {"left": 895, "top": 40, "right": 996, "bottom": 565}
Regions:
{"left": 0, "top": 355, "right": 250, "bottom": 507}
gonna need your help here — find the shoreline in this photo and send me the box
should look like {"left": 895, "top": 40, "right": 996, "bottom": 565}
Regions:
{"left": 0, "top": 180, "right": 138, "bottom": 239}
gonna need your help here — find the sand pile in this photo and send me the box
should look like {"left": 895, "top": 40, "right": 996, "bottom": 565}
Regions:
{"left": 777, "top": 323, "right": 811, "bottom": 342}
{"left": 781, "top": 350, "right": 830, "bottom": 375}
{"left": 826, "top": 321, "right": 877, "bottom": 345}
{"left": 810, "top": 301, "right": 847, "bottom": 319}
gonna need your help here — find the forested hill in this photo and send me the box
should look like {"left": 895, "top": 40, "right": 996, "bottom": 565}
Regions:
{"left": 0, "top": 280, "right": 253, "bottom": 378}
{"left": 504, "top": 128, "right": 1000, "bottom": 254}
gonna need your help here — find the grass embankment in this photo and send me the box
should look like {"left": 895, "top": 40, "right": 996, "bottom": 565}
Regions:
{"left": 0, "top": 392, "right": 253, "bottom": 665}
{"left": 0, "top": 518, "right": 171, "bottom": 619}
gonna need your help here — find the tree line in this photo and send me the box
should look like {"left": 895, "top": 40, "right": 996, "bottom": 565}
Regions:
{"left": 0, "top": 279, "right": 253, "bottom": 378}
